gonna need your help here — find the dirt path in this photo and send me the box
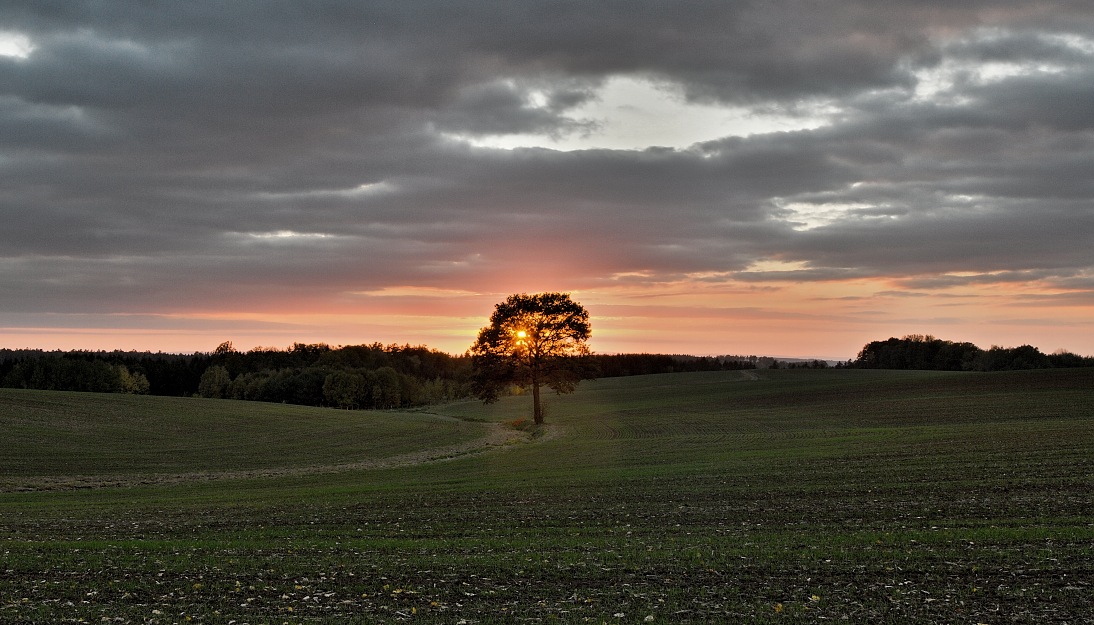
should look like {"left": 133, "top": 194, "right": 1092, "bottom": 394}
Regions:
{"left": 2, "top": 421, "right": 554, "bottom": 493}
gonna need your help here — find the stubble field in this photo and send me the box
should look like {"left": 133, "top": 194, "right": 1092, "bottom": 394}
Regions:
{"left": 2, "top": 368, "right": 1093, "bottom": 623}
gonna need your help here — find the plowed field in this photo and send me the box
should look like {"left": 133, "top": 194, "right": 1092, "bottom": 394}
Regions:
{"left": 2, "top": 368, "right": 1092, "bottom": 623}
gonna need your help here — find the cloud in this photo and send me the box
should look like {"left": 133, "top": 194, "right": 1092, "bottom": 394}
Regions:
{"left": 1, "top": 1, "right": 1093, "bottom": 354}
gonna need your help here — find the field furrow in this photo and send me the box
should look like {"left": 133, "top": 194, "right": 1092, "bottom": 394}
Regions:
{"left": 1, "top": 368, "right": 1092, "bottom": 623}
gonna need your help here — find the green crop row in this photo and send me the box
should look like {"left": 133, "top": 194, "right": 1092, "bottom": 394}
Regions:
{"left": 1, "top": 368, "right": 1092, "bottom": 623}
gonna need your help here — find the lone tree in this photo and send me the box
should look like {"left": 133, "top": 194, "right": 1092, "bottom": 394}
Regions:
{"left": 469, "top": 292, "right": 592, "bottom": 424}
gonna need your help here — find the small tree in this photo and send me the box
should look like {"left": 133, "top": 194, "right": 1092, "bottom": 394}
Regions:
{"left": 371, "top": 366, "right": 402, "bottom": 409}
{"left": 469, "top": 292, "right": 592, "bottom": 424}
{"left": 116, "top": 365, "right": 151, "bottom": 394}
{"left": 198, "top": 365, "right": 231, "bottom": 399}
{"left": 323, "top": 370, "right": 366, "bottom": 409}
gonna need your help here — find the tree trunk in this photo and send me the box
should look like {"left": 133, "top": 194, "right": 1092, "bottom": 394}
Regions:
{"left": 532, "top": 381, "right": 544, "bottom": 425}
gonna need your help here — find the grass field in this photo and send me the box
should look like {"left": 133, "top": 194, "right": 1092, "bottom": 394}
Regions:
{"left": 1, "top": 368, "right": 1092, "bottom": 623}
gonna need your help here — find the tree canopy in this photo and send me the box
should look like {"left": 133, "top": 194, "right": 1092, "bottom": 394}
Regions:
{"left": 469, "top": 292, "right": 592, "bottom": 424}
{"left": 853, "top": 335, "right": 1093, "bottom": 371}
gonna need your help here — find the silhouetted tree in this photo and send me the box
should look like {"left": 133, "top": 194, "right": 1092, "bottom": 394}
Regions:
{"left": 469, "top": 292, "right": 592, "bottom": 424}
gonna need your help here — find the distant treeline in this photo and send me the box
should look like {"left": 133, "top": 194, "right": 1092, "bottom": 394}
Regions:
{"left": 0, "top": 343, "right": 755, "bottom": 408}
{"left": 591, "top": 353, "right": 755, "bottom": 377}
{"left": 853, "top": 335, "right": 1094, "bottom": 371}
{"left": 0, "top": 342, "right": 471, "bottom": 409}
{"left": 6, "top": 336, "right": 1086, "bottom": 406}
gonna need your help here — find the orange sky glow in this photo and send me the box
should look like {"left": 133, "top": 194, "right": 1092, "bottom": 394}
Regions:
{"left": 4, "top": 274, "right": 1091, "bottom": 360}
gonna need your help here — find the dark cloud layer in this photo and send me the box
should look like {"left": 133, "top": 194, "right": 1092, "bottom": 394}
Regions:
{"left": 1, "top": 1, "right": 1093, "bottom": 347}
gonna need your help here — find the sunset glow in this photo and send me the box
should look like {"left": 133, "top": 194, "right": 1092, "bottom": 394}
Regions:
{"left": 4, "top": 274, "right": 1089, "bottom": 360}
{"left": 2, "top": 4, "right": 1093, "bottom": 359}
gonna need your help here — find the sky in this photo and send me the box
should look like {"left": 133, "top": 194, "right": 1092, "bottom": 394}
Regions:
{"left": 2, "top": 1, "right": 1093, "bottom": 359}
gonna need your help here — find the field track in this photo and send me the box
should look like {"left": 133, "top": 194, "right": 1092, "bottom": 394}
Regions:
{"left": 0, "top": 390, "right": 506, "bottom": 491}
{"left": 1, "top": 418, "right": 533, "bottom": 492}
